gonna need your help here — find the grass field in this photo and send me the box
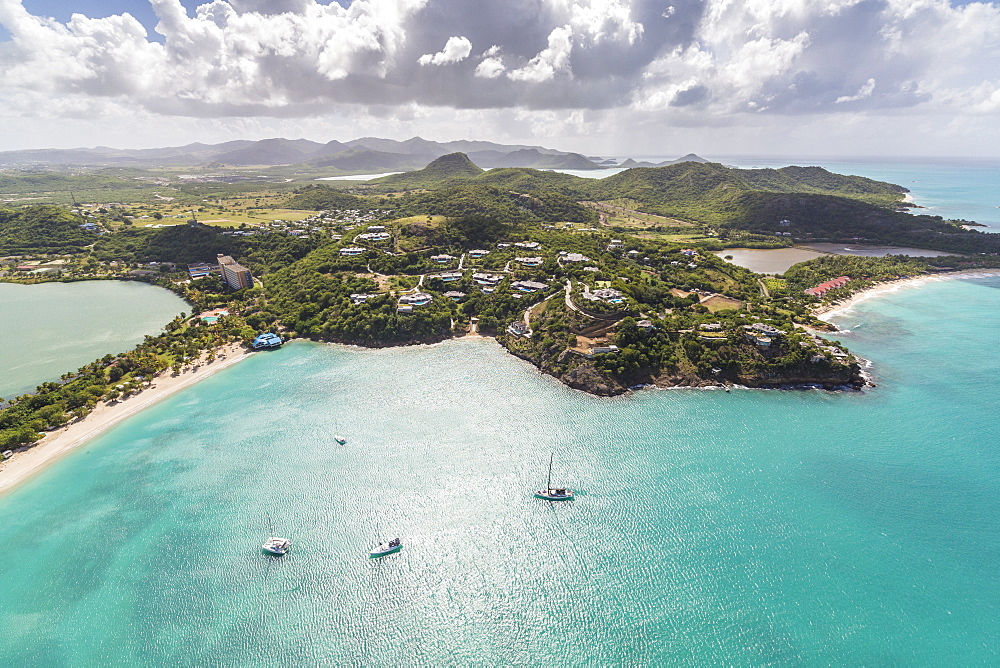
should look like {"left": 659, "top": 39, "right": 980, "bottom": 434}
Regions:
{"left": 701, "top": 295, "right": 743, "bottom": 312}
{"left": 392, "top": 215, "right": 448, "bottom": 225}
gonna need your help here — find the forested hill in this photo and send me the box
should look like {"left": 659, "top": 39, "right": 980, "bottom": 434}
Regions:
{"left": 350, "top": 156, "right": 997, "bottom": 254}
{"left": 593, "top": 161, "right": 907, "bottom": 206}
{"left": 368, "top": 155, "right": 908, "bottom": 205}
{"left": 373, "top": 152, "right": 484, "bottom": 189}
{"left": 0, "top": 206, "right": 97, "bottom": 254}
{"left": 393, "top": 185, "right": 598, "bottom": 226}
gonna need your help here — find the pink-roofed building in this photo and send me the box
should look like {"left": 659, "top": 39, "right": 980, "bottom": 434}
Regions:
{"left": 805, "top": 276, "right": 851, "bottom": 296}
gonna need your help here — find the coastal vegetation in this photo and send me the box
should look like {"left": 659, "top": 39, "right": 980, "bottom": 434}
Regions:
{"left": 2, "top": 153, "right": 1000, "bottom": 451}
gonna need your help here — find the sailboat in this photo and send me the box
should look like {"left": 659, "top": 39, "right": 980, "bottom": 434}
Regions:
{"left": 534, "top": 453, "right": 574, "bottom": 500}
{"left": 262, "top": 537, "right": 291, "bottom": 555}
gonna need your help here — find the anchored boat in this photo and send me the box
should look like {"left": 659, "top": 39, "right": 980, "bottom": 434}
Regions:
{"left": 534, "top": 453, "right": 574, "bottom": 501}
{"left": 262, "top": 537, "right": 291, "bottom": 555}
{"left": 370, "top": 538, "right": 403, "bottom": 558}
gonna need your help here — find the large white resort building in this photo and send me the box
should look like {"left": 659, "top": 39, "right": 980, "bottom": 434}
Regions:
{"left": 216, "top": 254, "right": 252, "bottom": 290}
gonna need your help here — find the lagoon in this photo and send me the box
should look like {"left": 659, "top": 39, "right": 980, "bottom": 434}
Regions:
{"left": 799, "top": 243, "right": 958, "bottom": 258}
{"left": 716, "top": 244, "right": 959, "bottom": 274}
{"left": 316, "top": 172, "right": 403, "bottom": 181}
{"left": 1, "top": 276, "right": 998, "bottom": 663}
{"left": 713, "top": 247, "right": 827, "bottom": 274}
{"left": 0, "top": 281, "right": 188, "bottom": 400}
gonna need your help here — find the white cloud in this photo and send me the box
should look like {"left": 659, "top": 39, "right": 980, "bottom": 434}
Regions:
{"left": 418, "top": 35, "right": 472, "bottom": 66}
{"left": 836, "top": 77, "right": 876, "bottom": 103}
{"left": 553, "top": 0, "right": 643, "bottom": 45}
{"left": 508, "top": 26, "right": 574, "bottom": 83}
{"left": 0, "top": 0, "right": 998, "bottom": 156}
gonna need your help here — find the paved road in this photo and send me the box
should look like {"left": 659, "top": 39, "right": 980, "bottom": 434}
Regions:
{"left": 564, "top": 279, "right": 581, "bottom": 312}
{"left": 757, "top": 278, "right": 770, "bottom": 298}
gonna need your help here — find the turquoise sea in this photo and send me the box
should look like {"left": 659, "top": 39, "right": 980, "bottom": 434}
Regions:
{"left": 0, "top": 281, "right": 187, "bottom": 400}
{"left": 1, "top": 273, "right": 998, "bottom": 664}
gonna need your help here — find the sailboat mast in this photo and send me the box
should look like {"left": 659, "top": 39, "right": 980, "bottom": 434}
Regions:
{"left": 547, "top": 452, "right": 553, "bottom": 491}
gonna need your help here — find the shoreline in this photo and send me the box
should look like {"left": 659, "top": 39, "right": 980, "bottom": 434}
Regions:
{"left": 3, "top": 269, "right": 997, "bottom": 496}
{"left": 814, "top": 268, "right": 1000, "bottom": 322}
{"left": 0, "top": 343, "right": 251, "bottom": 496}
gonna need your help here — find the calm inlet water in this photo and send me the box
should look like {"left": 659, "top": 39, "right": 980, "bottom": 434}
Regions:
{"left": 0, "top": 281, "right": 188, "bottom": 399}
{"left": 715, "top": 245, "right": 958, "bottom": 275}
{"left": 1, "top": 276, "right": 998, "bottom": 663}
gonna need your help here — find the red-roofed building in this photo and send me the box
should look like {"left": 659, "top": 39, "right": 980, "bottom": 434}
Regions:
{"left": 805, "top": 276, "right": 851, "bottom": 296}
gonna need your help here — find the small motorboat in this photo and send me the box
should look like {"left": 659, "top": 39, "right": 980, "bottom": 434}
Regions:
{"left": 334, "top": 435, "right": 347, "bottom": 445}
{"left": 262, "top": 537, "right": 291, "bottom": 555}
{"left": 370, "top": 537, "right": 403, "bottom": 558}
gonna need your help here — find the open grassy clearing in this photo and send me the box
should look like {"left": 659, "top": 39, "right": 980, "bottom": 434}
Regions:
{"left": 392, "top": 215, "right": 448, "bottom": 225}
{"left": 700, "top": 295, "right": 744, "bottom": 312}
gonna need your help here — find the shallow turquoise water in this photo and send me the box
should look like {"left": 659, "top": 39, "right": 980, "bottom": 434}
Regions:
{"left": 0, "top": 276, "right": 998, "bottom": 664}
{"left": 0, "top": 281, "right": 188, "bottom": 399}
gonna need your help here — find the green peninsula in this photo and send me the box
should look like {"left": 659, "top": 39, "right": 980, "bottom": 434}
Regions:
{"left": 2, "top": 152, "right": 999, "bottom": 449}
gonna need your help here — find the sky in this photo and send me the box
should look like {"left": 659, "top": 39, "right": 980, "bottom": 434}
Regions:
{"left": 0, "top": 0, "right": 998, "bottom": 157}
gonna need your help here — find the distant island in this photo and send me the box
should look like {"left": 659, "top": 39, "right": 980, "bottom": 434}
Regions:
{"left": 1, "top": 142, "right": 999, "bottom": 455}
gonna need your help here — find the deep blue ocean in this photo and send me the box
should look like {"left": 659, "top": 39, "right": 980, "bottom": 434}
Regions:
{"left": 1, "top": 160, "right": 998, "bottom": 664}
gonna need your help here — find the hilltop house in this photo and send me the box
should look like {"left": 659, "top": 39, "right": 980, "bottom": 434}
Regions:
{"left": 586, "top": 288, "right": 624, "bottom": 303}
{"left": 511, "top": 280, "right": 548, "bottom": 292}
{"left": 355, "top": 231, "right": 391, "bottom": 242}
{"left": 430, "top": 271, "right": 463, "bottom": 282}
{"left": 507, "top": 321, "right": 530, "bottom": 337}
{"left": 399, "top": 292, "right": 433, "bottom": 306}
{"left": 472, "top": 273, "right": 502, "bottom": 286}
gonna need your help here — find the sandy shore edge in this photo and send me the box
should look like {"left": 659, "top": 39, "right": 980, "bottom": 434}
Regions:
{"left": 0, "top": 343, "right": 252, "bottom": 496}
{"left": 814, "top": 268, "right": 1000, "bottom": 322}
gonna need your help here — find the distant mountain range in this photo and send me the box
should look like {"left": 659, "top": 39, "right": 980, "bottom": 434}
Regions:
{"left": 0, "top": 136, "right": 706, "bottom": 174}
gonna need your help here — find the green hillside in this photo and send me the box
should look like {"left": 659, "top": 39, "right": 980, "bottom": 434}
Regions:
{"left": 284, "top": 186, "right": 372, "bottom": 211}
{"left": 374, "top": 152, "right": 483, "bottom": 189}
{"left": 0, "top": 206, "right": 97, "bottom": 254}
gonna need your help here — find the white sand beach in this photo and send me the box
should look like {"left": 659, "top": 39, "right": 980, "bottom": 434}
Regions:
{"left": 814, "top": 269, "right": 1000, "bottom": 322}
{"left": 0, "top": 343, "right": 251, "bottom": 495}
